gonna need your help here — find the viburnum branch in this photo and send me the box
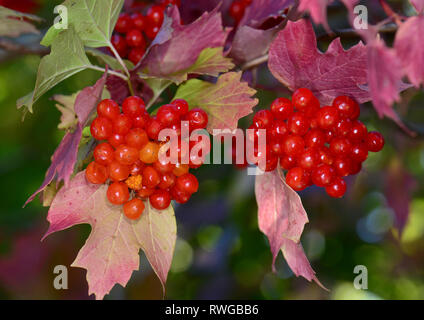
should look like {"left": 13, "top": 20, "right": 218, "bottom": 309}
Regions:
{"left": 107, "top": 41, "right": 135, "bottom": 95}
{"left": 87, "top": 65, "right": 128, "bottom": 81}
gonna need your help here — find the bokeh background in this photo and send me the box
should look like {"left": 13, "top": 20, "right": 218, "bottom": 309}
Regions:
{"left": 1, "top": 0, "right": 423, "bottom": 300}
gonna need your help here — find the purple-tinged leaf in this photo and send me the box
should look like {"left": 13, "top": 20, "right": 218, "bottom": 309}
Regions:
{"left": 138, "top": 5, "right": 229, "bottom": 83}
{"left": 106, "top": 73, "right": 153, "bottom": 105}
{"left": 240, "top": 0, "right": 294, "bottom": 27}
{"left": 179, "top": 0, "right": 233, "bottom": 25}
{"left": 268, "top": 19, "right": 369, "bottom": 105}
{"left": 44, "top": 171, "right": 177, "bottom": 300}
{"left": 395, "top": 15, "right": 424, "bottom": 88}
{"left": 410, "top": 0, "right": 424, "bottom": 13}
{"left": 385, "top": 164, "right": 417, "bottom": 235}
{"left": 255, "top": 168, "right": 325, "bottom": 289}
{"left": 24, "top": 71, "right": 107, "bottom": 206}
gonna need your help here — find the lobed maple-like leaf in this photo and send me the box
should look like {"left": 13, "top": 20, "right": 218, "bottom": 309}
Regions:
{"left": 138, "top": 5, "right": 230, "bottom": 84}
{"left": 44, "top": 172, "right": 177, "bottom": 300}
{"left": 24, "top": 71, "right": 107, "bottom": 206}
{"left": 0, "top": 5, "right": 41, "bottom": 37}
{"left": 268, "top": 19, "right": 369, "bottom": 105}
{"left": 173, "top": 72, "right": 258, "bottom": 133}
{"left": 255, "top": 168, "right": 325, "bottom": 288}
{"left": 394, "top": 15, "right": 424, "bottom": 88}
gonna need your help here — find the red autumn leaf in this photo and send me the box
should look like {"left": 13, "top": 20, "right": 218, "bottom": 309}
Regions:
{"left": 395, "top": 15, "right": 424, "bottom": 88}
{"left": 240, "top": 0, "right": 294, "bottom": 27}
{"left": 43, "top": 171, "right": 177, "bottom": 300}
{"left": 255, "top": 168, "right": 325, "bottom": 288}
{"left": 24, "top": 71, "right": 108, "bottom": 206}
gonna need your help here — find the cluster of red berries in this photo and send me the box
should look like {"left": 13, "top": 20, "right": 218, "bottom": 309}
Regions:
{"left": 236, "top": 88, "right": 385, "bottom": 198}
{"left": 111, "top": 0, "right": 180, "bottom": 65}
{"left": 86, "top": 96, "right": 210, "bottom": 220}
{"left": 229, "top": 0, "right": 252, "bottom": 24}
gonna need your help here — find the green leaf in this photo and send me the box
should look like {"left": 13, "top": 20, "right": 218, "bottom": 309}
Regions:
{"left": 86, "top": 48, "right": 134, "bottom": 71}
{"left": 41, "top": 0, "right": 124, "bottom": 48}
{"left": 17, "top": 27, "right": 92, "bottom": 113}
{"left": 0, "top": 5, "right": 41, "bottom": 37}
{"left": 143, "top": 78, "right": 173, "bottom": 109}
{"left": 52, "top": 92, "right": 79, "bottom": 131}
{"left": 174, "top": 72, "right": 258, "bottom": 133}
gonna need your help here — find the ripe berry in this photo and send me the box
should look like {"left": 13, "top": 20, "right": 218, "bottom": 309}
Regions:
{"left": 253, "top": 110, "right": 274, "bottom": 128}
{"left": 115, "top": 145, "right": 139, "bottom": 165}
{"left": 366, "top": 131, "right": 385, "bottom": 152}
{"left": 142, "top": 166, "right": 160, "bottom": 188}
{"left": 317, "top": 106, "right": 339, "bottom": 130}
{"left": 325, "top": 178, "right": 347, "bottom": 198}
{"left": 97, "top": 99, "right": 120, "bottom": 120}
{"left": 329, "top": 137, "right": 352, "bottom": 157}
{"left": 282, "top": 134, "right": 305, "bottom": 156}
{"left": 139, "top": 141, "right": 160, "bottom": 164}
{"left": 130, "top": 160, "right": 144, "bottom": 176}
{"left": 111, "top": 34, "right": 128, "bottom": 57}
{"left": 157, "top": 104, "right": 180, "bottom": 127}
{"left": 131, "top": 12, "right": 146, "bottom": 31}
{"left": 149, "top": 189, "right": 171, "bottom": 210}
{"left": 312, "top": 164, "right": 335, "bottom": 187}
{"left": 286, "top": 167, "right": 308, "bottom": 191}
{"left": 122, "top": 96, "right": 145, "bottom": 117}
{"left": 107, "top": 182, "right": 130, "bottom": 205}
{"left": 288, "top": 112, "right": 310, "bottom": 136}
{"left": 93, "top": 142, "right": 115, "bottom": 166}
{"left": 91, "top": 117, "right": 113, "bottom": 140}
{"left": 351, "top": 144, "right": 368, "bottom": 163}
{"left": 129, "top": 47, "right": 145, "bottom": 65}
{"left": 145, "top": 25, "right": 160, "bottom": 39}
{"left": 171, "top": 99, "right": 189, "bottom": 116}
{"left": 173, "top": 163, "right": 189, "bottom": 176}
{"left": 270, "top": 139, "right": 284, "bottom": 156}
{"left": 109, "top": 160, "right": 130, "bottom": 181}
{"left": 280, "top": 155, "right": 296, "bottom": 170}
{"left": 138, "top": 185, "right": 155, "bottom": 198}
{"left": 350, "top": 161, "right": 362, "bottom": 175}
{"left": 269, "top": 120, "right": 288, "bottom": 140}
{"left": 154, "top": 158, "right": 175, "bottom": 174}
{"left": 86, "top": 162, "right": 108, "bottom": 184}
{"left": 297, "top": 148, "right": 319, "bottom": 170}
{"left": 349, "top": 120, "right": 367, "bottom": 141}
{"left": 333, "top": 95, "right": 359, "bottom": 120}
{"left": 126, "top": 29, "right": 146, "bottom": 48}
{"left": 125, "top": 128, "right": 149, "bottom": 149}
{"left": 318, "top": 147, "right": 334, "bottom": 166}
{"left": 115, "top": 14, "right": 133, "bottom": 33}
{"left": 123, "top": 198, "right": 145, "bottom": 220}
{"left": 170, "top": 186, "right": 191, "bottom": 204}
{"left": 270, "top": 97, "right": 294, "bottom": 120}
{"left": 292, "top": 88, "right": 319, "bottom": 112}
{"left": 175, "top": 173, "right": 199, "bottom": 194}
{"left": 333, "top": 157, "right": 352, "bottom": 177}
{"left": 159, "top": 172, "right": 176, "bottom": 189}
{"left": 146, "top": 117, "right": 164, "bottom": 140}
{"left": 335, "top": 119, "right": 353, "bottom": 137}
{"left": 113, "top": 114, "right": 133, "bottom": 135}
{"left": 229, "top": 0, "right": 246, "bottom": 23}
{"left": 185, "top": 108, "right": 208, "bottom": 131}
{"left": 147, "top": 5, "right": 164, "bottom": 26}
{"left": 132, "top": 113, "right": 149, "bottom": 129}
{"left": 305, "top": 129, "right": 325, "bottom": 148}
{"left": 109, "top": 133, "right": 125, "bottom": 148}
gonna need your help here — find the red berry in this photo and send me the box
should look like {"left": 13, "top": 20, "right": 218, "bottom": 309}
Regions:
{"left": 125, "top": 128, "right": 148, "bottom": 149}
{"left": 333, "top": 157, "right": 352, "bottom": 177}
{"left": 286, "top": 167, "right": 308, "bottom": 191}
{"left": 149, "top": 189, "right": 171, "bottom": 210}
{"left": 142, "top": 166, "right": 160, "bottom": 188}
{"left": 111, "top": 34, "right": 128, "bottom": 58}
{"left": 170, "top": 185, "right": 190, "bottom": 204}
{"left": 280, "top": 155, "right": 296, "bottom": 170}
{"left": 131, "top": 12, "right": 146, "bottom": 31}
{"left": 258, "top": 149, "right": 278, "bottom": 172}
{"left": 318, "top": 147, "right": 334, "bottom": 166}
{"left": 146, "top": 117, "right": 164, "bottom": 140}
{"left": 185, "top": 108, "right": 208, "bottom": 131}
{"left": 109, "top": 133, "right": 125, "bottom": 148}
{"left": 333, "top": 96, "right": 359, "bottom": 120}
{"left": 282, "top": 134, "right": 305, "bottom": 156}
{"left": 270, "top": 138, "right": 284, "bottom": 156}
{"left": 366, "top": 131, "right": 385, "bottom": 152}
{"left": 349, "top": 120, "right": 367, "bottom": 142}
{"left": 253, "top": 110, "right": 274, "bottom": 129}
{"left": 305, "top": 129, "right": 326, "bottom": 148}
{"left": 325, "top": 177, "right": 347, "bottom": 198}
{"left": 171, "top": 99, "right": 189, "bottom": 116}
{"left": 159, "top": 172, "right": 177, "bottom": 189}
{"left": 133, "top": 113, "right": 150, "bottom": 129}
{"left": 108, "top": 160, "right": 130, "bottom": 181}
{"left": 86, "top": 162, "right": 108, "bottom": 184}
{"left": 138, "top": 185, "right": 155, "bottom": 198}
{"left": 97, "top": 99, "right": 120, "bottom": 120}
{"left": 329, "top": 137, "right": 352, "bottom": 157}
{"left": 94, "top": 142, "right": 115, "bottom": 166}
{"left": 91, "top": 117, "right": 113, "bottom": 140}
{"left": 351, "top": 144, "right": 368, "bottom": 163}
{"left": 115, "top": 145, "right": 139, "bottom": 166}
{"left": 292, "top": 88, "right": 319, "bottom": 112}
{"left": 145, "top": 24, "right": 160, "bottom": 39}
{"left": 130, "top": 160, "right": 144, "bottom": 176}
{"left": 107, "top": 182, "right": 129, "bottom": 205}
{"left": 173, "top": 163, "right": 189, "bottom": 176}
{"left": 122, "top": 96, "right": 145, "bottom": 117}
{"left": 316, "top": 106, "right": 339, "bottom": 130}
{"left": 312, "top": 164, "right": 335, "bottom": 187}
{"left": 175, "top": 173, "right": 199, "bottom": 194}
{"left": 270, "top": 97, "right": 294, "bottom": 120}
{"left": 124, "top": 198, "right": 145, "bottom": 220}
{"left": 115, "top": 14, "right": 133, "bottom": 33}
{"left": 297, "top": 148, "right": 319, "bottom": 170}
{"left": 269, "top": 120, "right": 288, "bottom": 140}
{"left": 126, "top": 29, "right": 146, "bottom": 48}
{"left": 350, "top": 161, "right": 362, "bottom": 175}
{"left": 154, "top": 158, "right": 175, "bottom": 174}
{"left": 129, "top": 47, "right": 145, "bottom": 65}
{"left": 157, "top": 104, "right": 180, "bottom": 127}
{"left": 113, "top": 114, "right": 133, "bottom": 135}
{"left": 229, "top": 0, "right": 246, "bottom": 23}
{"left": 147, "top": 5, "right": 164, "bottom": 26}
{"left": 334, "top": 119, "right": 353, "bottom": 137}
{"left": 288, "top": 112, "right": 310, "bottom": 136}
